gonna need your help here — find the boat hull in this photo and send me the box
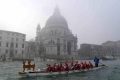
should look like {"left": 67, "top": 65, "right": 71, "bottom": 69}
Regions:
{"left": 19, "top": 66, "right": 105, "bottom": 77}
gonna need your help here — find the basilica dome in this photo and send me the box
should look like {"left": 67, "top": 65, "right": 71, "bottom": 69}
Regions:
{"left": 45, "top": 7, "right": 68, "bottom": 28}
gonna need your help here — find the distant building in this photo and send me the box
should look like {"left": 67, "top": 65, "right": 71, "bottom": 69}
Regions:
{"left": 102, "top": 41, "right": 120, "bottom": 57}
{"left": 79, "top": 41, "right": 120, "bottom": 59}
{"left": 102, "top": 41, "right": 120, "bottom": 47}
{"left": 25, "top": 40, "right": 38, "bottom": 59}
{"left": 0, "top": 30, "right": 26, "bottom": 59}
{"left": 36, "top": 7, "right": 77, "bottom": 55}
{"left": 79, "top": 44, "right": 105, "bottom": 59}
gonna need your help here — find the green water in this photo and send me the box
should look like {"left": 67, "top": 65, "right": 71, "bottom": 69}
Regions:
{"left": 0, "top": 60, "right": 120, "bottom": 80}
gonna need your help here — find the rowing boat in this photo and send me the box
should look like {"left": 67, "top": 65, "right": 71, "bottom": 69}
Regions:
{"left": 19, "top": 65, "right": 105, "bottom": 77}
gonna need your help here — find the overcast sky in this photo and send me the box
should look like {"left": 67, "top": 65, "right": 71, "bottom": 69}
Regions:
{"left": 0, "top": 0, "right": 120, "bottom": 46}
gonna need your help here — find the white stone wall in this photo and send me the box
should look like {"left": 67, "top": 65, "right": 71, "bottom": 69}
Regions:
{"left": 0, "top": 30, "right": 26, "bottom": 58}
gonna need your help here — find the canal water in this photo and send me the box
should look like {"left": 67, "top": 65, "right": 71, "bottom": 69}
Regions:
{"left": 0, "top": 60, "right": 120, "bottom": 80}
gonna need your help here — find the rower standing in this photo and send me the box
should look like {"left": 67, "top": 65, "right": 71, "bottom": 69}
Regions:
{"left": 70, "top": 61, "right": 74, "bottom": 70}
{"left": 94, "top": 57, "right": 99, "bottom": 67}
{"left": 59, "top": 62, "right": 65, "bottom": 71}
{"left": 52, "top": 63, "right": 57, "bottom": 72}
{"left": 73, "top": 61, "right": 79, "bottom": 70}
{"left": 23, "top": 61, "right": 26, "bottom": 72}
{"left": 81, "top": 62, "right": 85, "bottom": 70}
{"left": 46, "top": 64, "right": 52, "bottom": 72}
{"left": 65, "top": 62, "right": 69, "bottom": 71}
{"left": 88, "top": 61, "right": 93, "bottom": 68}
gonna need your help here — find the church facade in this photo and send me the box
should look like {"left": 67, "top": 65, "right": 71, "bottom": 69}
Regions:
{"left": 36, "top": 7, "right": 77, "bottom": 55}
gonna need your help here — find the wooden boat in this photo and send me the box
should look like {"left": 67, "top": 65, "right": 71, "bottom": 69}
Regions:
{"left": 19, "top": 65, "right": 105, "bottom": 77}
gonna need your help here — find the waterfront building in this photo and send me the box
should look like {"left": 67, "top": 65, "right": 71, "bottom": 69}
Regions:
{"left": 79, "top": 44, "right": 105, "bottom": 59}
{"left": 0, "top": 30, "right": 26, "bottom": 60}
{"left": 102, "top": 41, "right": 120, "bottom": 57}
{"left": 25, "top": 40, "right": 38, "bottom": 59}
{"left": 36, "top": 7, "right": 77, "bottom": 55}
{"left": 79, "top": 41, "right": 120, "bottom": 59}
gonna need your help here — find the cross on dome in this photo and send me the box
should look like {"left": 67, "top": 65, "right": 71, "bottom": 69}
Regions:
{"left": 53, "top": 6, "right": 61, "bottom": 16}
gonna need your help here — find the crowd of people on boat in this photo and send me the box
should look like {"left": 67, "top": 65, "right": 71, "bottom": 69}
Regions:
{"left": 22, "top": 57, "right": 100, "bottom": 72}
{"left": 46, "top": 61, "right": 94, "bottom": 72}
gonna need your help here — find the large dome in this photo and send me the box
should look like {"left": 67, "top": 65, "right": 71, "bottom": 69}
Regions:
{"left": 45, "top": 7, "right": 68, "bottom": 28}
{"left": 39, "top": 7, "right": 73, "bottom": 40}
